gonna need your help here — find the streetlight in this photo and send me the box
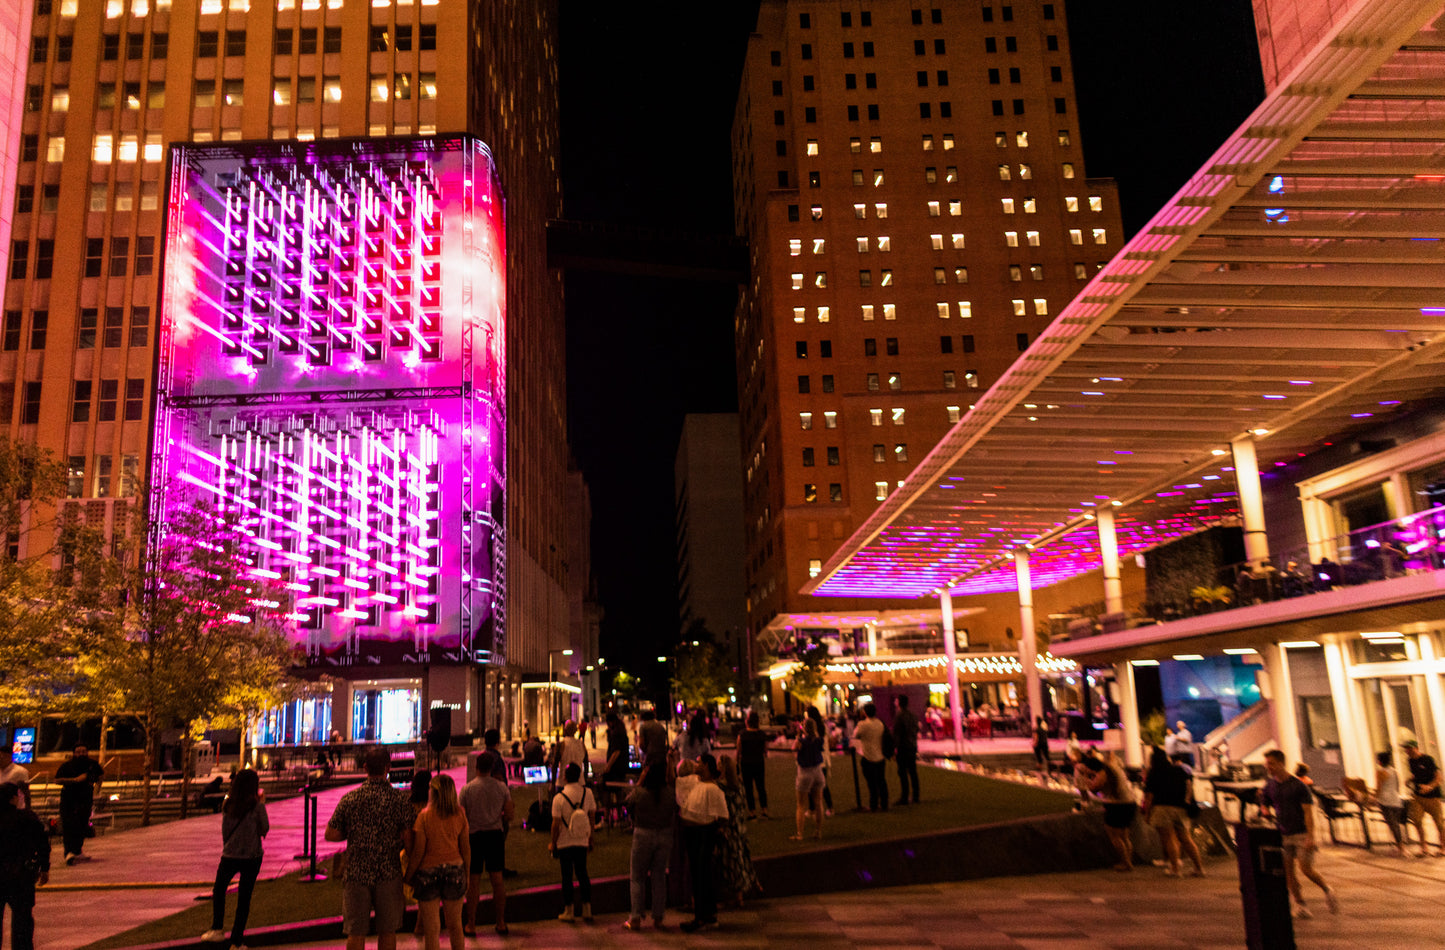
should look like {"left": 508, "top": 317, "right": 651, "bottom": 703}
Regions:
{"left": 547, "top": 648, "right": 574, "bottom": 736}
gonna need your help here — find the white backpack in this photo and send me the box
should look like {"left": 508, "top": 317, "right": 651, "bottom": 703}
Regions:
{"left": 560, "top": 789, "right": 591, "bottom": 838}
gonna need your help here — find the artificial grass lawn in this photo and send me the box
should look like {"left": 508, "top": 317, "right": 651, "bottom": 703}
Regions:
{"left": 84, "top": 756, "right": 1072, "bottom": 948}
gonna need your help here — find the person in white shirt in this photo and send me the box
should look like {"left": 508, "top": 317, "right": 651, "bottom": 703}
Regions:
{"left": 675, "top": 754, "right": 728, "bottom": 933}
{"left": 0, "top": 749, "right": 31, "bottom": 809}
{"left": 853, "top": 703, "right": 889, "bottom": 811}
{"left": 548, "top": 763, "right": 595, "bottom": 923}
{"left": 553, "top": 721, "right": 588, "bottom": 787}
{"left": 1173, "top": 721, "right": 1194, "bottom": 767}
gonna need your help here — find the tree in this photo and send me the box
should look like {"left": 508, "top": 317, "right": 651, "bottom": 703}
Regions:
{"left": 610, "top": 669, "right": 638, "bottom": 703}
{"left": 671, "top": 621, "right": 733, "bottom": 710}
{"left": 785, "top": 636, "right": 832, "bottom": 706}
{"left": 89, "top": 497, "right": 295, "bottom": 824}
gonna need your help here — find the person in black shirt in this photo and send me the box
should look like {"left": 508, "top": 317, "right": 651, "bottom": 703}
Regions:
{"left": 1260, "top": 750, "right": 1337, "bottom": 918}
{"left": 602, "top": 712, "right": 629, "bottom": 783}
{"left": 1140, "top": 748, "right": 1203, "bottom": 877}
{"left": 893, "top": 696, "right": 921, "bottom": 805}
{"left": 0, "top": 782, "right": 49, "bottom": 950}
{"left": 736, "top": 712, "right": 769, "bottom": 819}
{"left": 53, "top": 745, "right": 104, "bottom": 865}
{"left": 1403, "top": 739, "right": 1444, "bottom": 857}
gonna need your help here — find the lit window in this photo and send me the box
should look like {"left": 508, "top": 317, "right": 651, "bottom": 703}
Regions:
{"left": 997, "top": 163, "right": 1010, "bottom": 181}
{"left": 51, "top": 88, "right": 69, "bottom": 112}
{"left": 1034, "top": 298, "right": 1048, "bottom": 315}
{"left": 1069, "top": 229, "right": 1083, "bottom": 245}
{"left": 873, "top": 169, "right": 884, "bottom": 187}
{"left": 927, "top": 200, "right": 940, "bottom": 216}
{"left": 951, "top": 233, "right": 965, "bottom": 249}
{"left": 849, "top": 137, "right": 861, "bottom": 154}
{"left": 791, "top": 273, "right": 804, "bottom": 289}
{"left": 877, "top": 236, "right": 890, "bottom": 252}
{"left": 891, "top": 407, "right": 905, "bottom": 425}
{"left": 817, "top": 306, "right": 830, "bottom": 323}
{"left": 1009, "top": 265, "right": 1022, "bottom": 281}
{"left": 800, "top": 412, "right": 814, "bottom": 430}
{"left": 869, "top": 136, "right": 882, "bottom": 153}
{"left": 1012, "top": 299, "right": 1026, "bottom": 316}
{"left": 1092, "top": 228, "right": 1107, "bottom": 244}
{"left": 1019, "top": 164, "right": 1032, "bottom": 180}
{"left": 1089, "top": 196, "right": 1103, "bottom": 212}
{"left": 857, "top": 237, "right": 869, "bottom": 252}
{"left": 965, "top": 371, "right": 979, "bottom": 388}
{"left": 873, "top": 444, "right": 886, "bottom": 462}
{"left": 812, "top": 238, "right": 826, "bottom": 254}
{"left": 875, "top": 203, "right": 887, "bottom": 218}
{"left": 959, "top": 301, "right": 972, "bottom": 317}
{"left": 790, "top": 239, "right": 802, "bottom": 256}
{"left": 89, "top": 183, "right": 108, "bottom": 211}
{"left": 1001, "top": 198, "right": 1015, "bottom": 214}
{"left": 273, "top": 79, "right": 292, "bottom": 105}
{"left": 934, "top": 267, "right": 947, "bottom": 284}
{"left": 947, "top": 405, "right": 962, "bottom": 423}
{"left": 949, "top": 201, "right": 961, "bottom": 216}
{"left": 851, "top": 203, "right": 868, "bottom": 221}
{"left": 943, "top": 134, "right": 954, "bottom": 150}
{"left": 870, "top": 408, "right": 883, "bottom": 426}
{"left": 808, "top": 559, "right": 822, "bottom": 578}
{"left": 936, "top": 302, "right": 950, "bottom": 318}
{"left": 861, "top": 304, "right": 874, "bottom": 321}
{"left": 922, "top": 134, "right": 934, "bottom": 151}
{"left": 1062, "top": 162, "right": 1075, "bottom": 179}
{"left": 954, "top": 267, "right": 968, "bottom": 283}
{"left": 814, "top": 271, "right": 827, "bottom": 288}
{"left": 925, "top": 167, "right": 937, "bottom": 184}
{"left": 92, "top": 134, "right": 113, "bottom": 163}
{"left": 1004, "top": 231, "right": 1018, "bottom": 247}
{"left": 1029, "top": 265, "right": 1043, "bottom": 281}
{"left": 419, "top": 74, "right": 436, "bottom": 99}
{"left": 867, "top": 373, "right": 880, "bottom": 390}
{"left": 943, "top": 371, "right": 956, "bottom": 389}
{"left": 875, "top": 481, "right": 888, "bottom": 500}
{"left": 1026, "top": 231, "right": 1040, "bottom": 246}
{"left": 895, "top": 444, "right": 908, "bottom": 461}
{"left": 879, "top": 269, "right": 891, "bottom": 286}
{"left": 140, "top": 181, "right": 158, "bottom": 209}
{"left": 811, "top": 205, "right": 823, "bottom": 220}
{"left": 1016, "top": 131, "right": 1029, "bottom": 147}
{"left": 930, "top": 234, "right": 944, "bottom": 250}
{"left": 882, "top": 303, "right": 896, "bottom": 320}
{"left": 824, "top": 411, "right": 838, "bottom": 429}
{"left": 1058, "top": 129, "right": 1071, "bottom": 146}
{"left": 1074, "top": 263, "right": 1088, "bottom": 279}
{"left": 1023, "top": 197, "right": 1036, "bottom": 213}
{"left": 804, "top": 484, "right": 817, "bottom": 503}
{"left": 1065, "top": 196, "right": 1079, "bottom": 212}
{"left": 807, "top": 139, "right": 819, "bottom": 155}
{"left": 370, "top": 75, "right": 389, "bottom": 101}
{"left": 793, "top": 307, "right": 806, "bottom": 324}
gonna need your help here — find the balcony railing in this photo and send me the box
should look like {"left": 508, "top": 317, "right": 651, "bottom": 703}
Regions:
{"left": 1054, "top": 504, "right": 1445, "bottom": 639}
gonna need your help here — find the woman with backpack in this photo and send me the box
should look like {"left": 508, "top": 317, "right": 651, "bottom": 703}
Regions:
{"left": 201, "top": 769, "right": 269, "bottom": 948}
{"left": 549, "top": 762, "right": 595, "bottom": 923}
{"left": 791, "top": 717, "right": 827, "bottom": 841}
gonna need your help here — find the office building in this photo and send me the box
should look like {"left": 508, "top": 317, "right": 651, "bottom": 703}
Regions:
{"left": 731, "top": 0, "right": 1123, "bottom": 667}
{"left": 674, "top": 413, "right": 747, "bottom": 675}
{"left": 4, "top": 0, "right": 568, "bottom": 744}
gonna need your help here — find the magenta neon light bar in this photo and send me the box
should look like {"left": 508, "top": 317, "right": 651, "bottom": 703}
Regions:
{"left": 151, "top": 136, "right": 506, "bottom": 667}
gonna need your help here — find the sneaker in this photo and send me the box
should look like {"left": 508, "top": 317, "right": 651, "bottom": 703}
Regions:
{"left": 558, "top": 907, "right": 575, "bottom": 922}
{"left": 582, "top": 903, "right": 594, "bottom": 923}
{"left": 623, "top": 918, "right": 644, "bottom": 932}
{"left": 1325, "top": 889, "right": 1340, "bottom": 915}
{"left": 64, "top": 853, "right": 75, "bottom": 866}
{"left": 1295, "top": 903, "right": 1313, "bottom": 920}
{"left": 200, "top": 931, "right": 227, "bottom": 943}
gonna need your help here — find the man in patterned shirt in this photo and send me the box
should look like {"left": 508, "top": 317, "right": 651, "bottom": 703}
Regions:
{"left": 326, "top": 747, "right": 416, "bottom": 950}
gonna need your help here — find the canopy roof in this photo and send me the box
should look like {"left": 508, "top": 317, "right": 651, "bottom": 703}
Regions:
{"left": 806, "top": 0, "right": 1445, "bottom": 601}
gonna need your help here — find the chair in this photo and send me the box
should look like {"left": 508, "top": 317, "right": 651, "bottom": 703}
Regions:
{"left": 1315, "top": 788, "right": 1371, "bottom": 849}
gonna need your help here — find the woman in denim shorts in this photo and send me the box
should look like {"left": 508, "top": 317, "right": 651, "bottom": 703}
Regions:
{"left": 404, "top": 774, "right": 471, "bottom": 950}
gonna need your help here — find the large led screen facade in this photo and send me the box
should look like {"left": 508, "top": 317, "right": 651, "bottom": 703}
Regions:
{"left": 152, "top": 136, "right": 506, "bottom": 669}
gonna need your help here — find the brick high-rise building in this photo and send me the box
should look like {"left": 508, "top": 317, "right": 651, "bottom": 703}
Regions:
{"left": 732, "top": 0, "right": 1124, "bottom": 663}
{"left": 4, "top": 0, "right": 567, "bottom": 743}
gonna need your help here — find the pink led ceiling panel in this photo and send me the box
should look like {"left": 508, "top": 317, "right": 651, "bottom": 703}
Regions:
{"left": 152, "top": 136, "right": 506, "bottom": 668}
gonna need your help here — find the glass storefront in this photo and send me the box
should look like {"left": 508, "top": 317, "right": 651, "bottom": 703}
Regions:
{"left": 253, "top": 695, "right": 333, "bottom": 746}
{"left": 352, "top": 685, "right": 422, "bottom": 743}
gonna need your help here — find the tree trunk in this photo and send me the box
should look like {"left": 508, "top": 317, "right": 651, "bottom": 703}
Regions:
{"left": 237, "top": 714, "right": 248, "bottom": 770}
{"left": 178, "top": 729, "right": 192, "bottom": 820}
{"left": 140, "top": 720, "right": 155, "bottom": 827}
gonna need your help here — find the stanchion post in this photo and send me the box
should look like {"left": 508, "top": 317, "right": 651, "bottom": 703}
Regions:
{"left": 300, "top": 788, "right": 328, "bottom": 883}
{"left": 294, "top": 784, "right": 312, "bottom": 860}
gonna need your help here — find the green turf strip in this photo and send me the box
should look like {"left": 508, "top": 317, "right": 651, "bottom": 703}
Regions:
{"left": 83, "top": 757, "right": 1072, "bottom": 949}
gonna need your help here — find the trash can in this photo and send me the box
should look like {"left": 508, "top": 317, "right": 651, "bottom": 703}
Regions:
{"left": 1235, "top": 822, "right": 1294, "bottom": 950}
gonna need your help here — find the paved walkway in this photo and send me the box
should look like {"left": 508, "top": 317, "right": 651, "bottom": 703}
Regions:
{"left": 249, "top": 845, "right": 1445, "bottom": 949}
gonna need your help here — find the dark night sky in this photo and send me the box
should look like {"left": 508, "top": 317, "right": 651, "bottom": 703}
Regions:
{"left": 556, "top": 2, "right": 1265, "bottom": 682}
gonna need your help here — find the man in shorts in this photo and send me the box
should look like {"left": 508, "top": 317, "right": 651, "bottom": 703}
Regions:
{"left": 1260, "top": 749, "right": 1338, "bottom": 919}
{"left": 325, "top": 747, "right": 415, "bottom": 950}
{"left": 1402, "top": 739, "right": 1444, "bottom": 857}
{"left": 459, "top": 751, "right": 514, "bottom": 936}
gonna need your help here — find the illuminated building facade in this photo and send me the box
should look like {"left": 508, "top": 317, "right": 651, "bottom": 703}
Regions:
{"left": 731, "top": 0, "right": 1123, "bottom": 665}
{"left": 3, "top": 0, "right": 567, "bottom": 744}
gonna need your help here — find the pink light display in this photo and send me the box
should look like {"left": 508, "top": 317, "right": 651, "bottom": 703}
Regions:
{"left": 152, "top": 136, "right": 506, "bottom": 667}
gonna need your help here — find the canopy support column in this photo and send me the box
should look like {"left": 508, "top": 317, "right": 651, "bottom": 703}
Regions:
{"left": 940, "top": 589, "right": 965, "bottom": 754}
{"left": 1015, "top": 551, "right": 1042, "bottom": 725}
